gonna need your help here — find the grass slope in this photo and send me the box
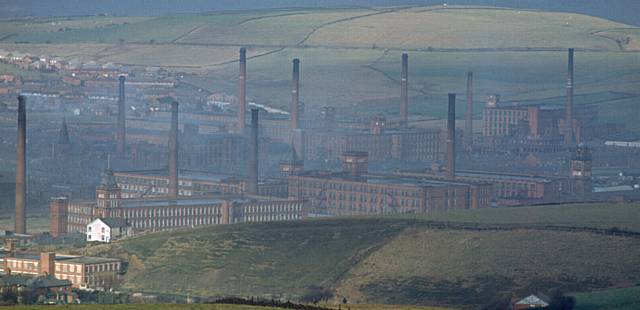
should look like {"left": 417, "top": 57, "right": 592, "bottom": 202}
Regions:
{"left": 1, "top": 6, "right": 639, "bottom": 131}
{"left": 89, "top": 219, "right": 407, "bottom": 299}
{"left": 80, "top": 203, "right": 640, "bottom": 309}
{"left": 3, "top": 7, "right": 637, "bottom": 50}
{"left": 573, "top": 286, "right": 640, "bottom": 310}
{"left": 13, "top": 305, "right": 283, "bottom": 310}
{"left": 411, "top": 202, "right": 640, "bottom": 232}
{"left": 13, "top": 304, "right": 450, "bottom": 310}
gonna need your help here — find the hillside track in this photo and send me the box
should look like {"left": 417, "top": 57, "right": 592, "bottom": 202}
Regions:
{"left": 409, "top": 220, "right": 640, "bottom": 239}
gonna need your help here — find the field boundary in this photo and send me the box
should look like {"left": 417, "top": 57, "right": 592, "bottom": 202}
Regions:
{"left": 409, "top": 220, "right": 640, "bottom": 239}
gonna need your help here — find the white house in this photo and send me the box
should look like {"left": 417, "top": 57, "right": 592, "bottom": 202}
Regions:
{"left": 86, "top": 218, "right": 130, "bottom": 243}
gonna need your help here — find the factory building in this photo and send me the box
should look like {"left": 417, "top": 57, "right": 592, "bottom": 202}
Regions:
{"left": 287, "top": 151, "right": 492, "bottom": 215}
{"left": 0, "top": 251, "right": 122, "bottom": 289}
{"left": 50, "top": 169, "right": 306, "bottom": 236}
{"left": 302, "top": 116, "right": 444, "bottom": 163}
{"left": 396, "top": 169, "right": 574, "bottom": 202}
{"left": 482, "top": 101, "right": 597, "bottom": 140}
{"left": 399, "top": 144, "right": 593, "bottom": 204}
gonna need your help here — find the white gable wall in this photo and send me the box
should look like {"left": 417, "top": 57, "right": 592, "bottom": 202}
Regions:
{"left": 86, "top": 219, "right": 112, "bottom": 243}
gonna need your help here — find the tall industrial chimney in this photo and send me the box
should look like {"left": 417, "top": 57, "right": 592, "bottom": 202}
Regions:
{"left": 247, "top": 108, "right": 259, "bottom": 195}
{"left": 446, "top": 93, "right": 456, "bottom": 180}
{"left": 565, "top": 48, "right": 574, "bottom": 145}
{"left": 168, "top": 100, "right": 179, "bottom": 198}
{"left": 464, "top": 72, "right": 473, "bottom": 150}
{"left": 15, "top": 95, "right": 26, "bottom": 234}
{"left": 238, "top": 47, "right": 247, "bottom": 133}
{"left": 290, "top": 58, "right": 300, "bottom": 129}
{"left": 116, "top": 75, "right": 126, "bottom": 158}
{"left": 400, "top": 53, "right": 408, "bottom": 126}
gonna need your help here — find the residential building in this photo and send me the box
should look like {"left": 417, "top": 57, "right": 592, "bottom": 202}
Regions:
{"left": 86, "top": 218, "right": 131, "bottom": 243}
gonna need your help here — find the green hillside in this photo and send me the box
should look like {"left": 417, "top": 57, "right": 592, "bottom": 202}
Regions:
{"left": 1, "top": 6, "right": 639, "bottom": 132}
{"left": 14, "top": 304, "right": 448, "bottom": 310}
{"left": 573, "top": 286, "right": 640, "bottom": 310}
{"left": 13, "top": 305, "right": 285, "bottom": 310}
{"left": 78, "top": 203, "right": 640, "bottom": 309}
{"left": 2, "top": 7, "right": 637, "bottom": 50}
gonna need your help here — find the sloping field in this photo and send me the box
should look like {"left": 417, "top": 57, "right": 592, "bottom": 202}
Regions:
{"left": 1, "top": 6, "right": 639, "bottom": 130}
{"left": 412, "top": 202, "right": 640, "bottom": 232}
{"left": 3, "top": 7, "right": 638, "bottom": 51}
{"left": 81, "top": 203, "right": 640, "bottom": 309}
{"left": 178, "top": 10, "right": 370, "bottom": 46}
{"left": 13, "top": 305, "right": 283, "bottom": 310}
{"left": 336, "top": 229, "right": 640, "bottom": 307}
{"left": 14, "top": 304, "right": 449, "bottom": 310}
{"left": 306, "top": 7, "right": 636, "bottom": 50}
{"left": 573, "top": 286, "right": 640, "bottom": 310}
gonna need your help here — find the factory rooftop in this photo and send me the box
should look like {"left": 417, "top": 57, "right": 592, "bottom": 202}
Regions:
{"left": 294, "top": 171, "right": 485, "bottom": 188}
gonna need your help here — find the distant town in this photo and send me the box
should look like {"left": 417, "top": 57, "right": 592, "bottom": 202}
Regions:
{"left": 1, "top": 3, "right": 640, "bottom": 309}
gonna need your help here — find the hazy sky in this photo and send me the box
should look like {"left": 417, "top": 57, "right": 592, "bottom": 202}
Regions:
{"left": 2, "top": 0, "right": 639, "bottom": 26}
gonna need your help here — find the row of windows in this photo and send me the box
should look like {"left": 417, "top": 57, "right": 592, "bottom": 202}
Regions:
{"left": 6, "top": 259, "right": 37, "bottom": 271}
{"left": 56, "top": 263, "right": 82, "bottom": 274}
{"left": 86, "top": 263, "right": 120, "bottom": 273}
{"left": 123, "top": 206, "right": 220, "bottom": 218}
{"left": 243, "top": 203, "right": 299, "bottom": 213}
{"left": 129, "top": 216, "right": 221, "bottom": 229}
{"left": 244, "top": 213, "right": 299, "bottom": 223}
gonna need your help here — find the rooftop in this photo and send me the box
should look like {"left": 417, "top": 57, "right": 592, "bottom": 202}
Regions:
{"left": 114, "top": 169, "right": 240, "bottom": 184}
{"left": 399, "top": 169, "right": 554, "bottom": 183}
{"left": 3, "top": 253, "right": 120, "bottom": 265}
{"left": 296, "top": 171, "right": 474, "bottom": 188}
{"left": 119, "top": 197, "right": 228, "bottom": 208}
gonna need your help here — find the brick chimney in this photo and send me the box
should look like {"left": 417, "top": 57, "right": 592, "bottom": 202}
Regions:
{"left": 565, "top": 48, "right": 574, "bottom": 144}
{"left": 464, "top": 72, "right": 473, "bottom": 150}
{"left": 291, "top": 58, "right": 300, "bottom": 129}
{"left": 39, "top": 252, "right": 55, "bottom": 276}
{"left": 446, "top": 93, "right": 456, "bottom": 180}
{"left": 116, "top": 75, "right": 126, "bottom": 158}
{"left": 247, "top": 108, "right": 259, "bottom": 195}
{"left": 400, "top": 53, "right": 408, "bottom": 126}
{"left": 168, "top": 100, "right": 179, "bottom": 198}
{"left": 238, "top": 47, "right": 247, "bottom": 133}
{"left": 15, "top": 95, "right": 26, "bottom": 234}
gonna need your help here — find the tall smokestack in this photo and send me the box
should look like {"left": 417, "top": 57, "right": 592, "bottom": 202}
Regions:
{"left": 464, "top": 72, "right": 473, "bottom": 150}
{"left": 446, "top": 93, "right": 456, "bottom": 180}
{"left": 565, "top": 48, "right": 574, "bottom": 145}
{"left": 238, "top": 47, "right": 247, "bottom": 133}
{"left": 168, "top": 100, "right": 179, "bottom": 198}
{"left": 248, "top": 108, "right": 259, "bottom": 195}
{"left": 15, "top": 95, "right": 26, "bottom": 234}
{"left": 290, "top": 58, "right": 300, "bottom": 129}
{"left": 400, "top": 53, "right": 408, "bottom": 126}
{"left": 116, "top": 75, "right": 126, "bottom": 158}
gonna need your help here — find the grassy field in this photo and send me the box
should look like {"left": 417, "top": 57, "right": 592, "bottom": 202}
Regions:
{"left": 74, "top": 202, "right": 640, "bottom": 309}
{"left": 305, "top": 7, "right": 635, "bottom": 50}
{"left": 12, "top": 305, "right": 283, "bottom": 310}
{"left": 1, "top": 6, "right": 639, "bottom": 130}
{"left": 2, "top": 7, "right": 636, "bottom": 50}
{"left": 11, "top": 304, "right": 450, "bottom": 310}
{"left": 411, "top": 202, "right": 640, "bottom": 232}
{"left": 573, "top": 286, "right": 640, "bottom": 310}
{"left": 336, "top": 229, "right": 640, "bottom": 307}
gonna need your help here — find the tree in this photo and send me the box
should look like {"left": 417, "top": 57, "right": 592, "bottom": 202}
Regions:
{"left": 1, "top": 289, "right": 17, "bottom": 304}
{"left": 548, "top": 291, "right": 576, "bottom": 310}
